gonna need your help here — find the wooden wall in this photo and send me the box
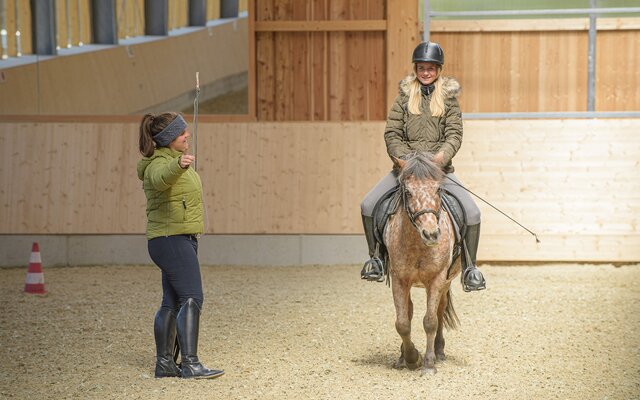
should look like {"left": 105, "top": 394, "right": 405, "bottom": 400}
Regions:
{"left": 0, "top": 18, "right": 247, "bottom": 115}
{"left": 4, "top": 3, "right": 637, "bottom": 118}
{"left": 0, "top": 0, "right": 248, "bottom": 55}
{"left": 117, "top": 0, "right": 145, "bottom": 39}
{"left": 55, "top": 0, "right": 92, "bottom": 48}
{"left": 431, "top": 19, "right": 640, "bottom": 113}
{"left": 2, "top": 0, "right": 32, "bottom": 57}
{"left": 254, "top": 13, "right": 639, "bottom": 120}
{"left": 596, "top": 29, "right": 640, "bottom": 112}
{"left": 1, "top": 118, "right": 638, "bottom": 262}
{"left": 254, "top": 0, "right": 395, "bottom": 121}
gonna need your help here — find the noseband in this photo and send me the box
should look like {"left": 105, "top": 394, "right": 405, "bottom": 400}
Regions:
{"left": 401, "top": 184, "right": 442, "bottom": 230}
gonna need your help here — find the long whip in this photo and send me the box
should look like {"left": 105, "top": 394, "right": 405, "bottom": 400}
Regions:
{"left": 192, "top": 72, "right": 208, "bottom": 235}
{"left": 445, "top": 176, "right": 541, "bottom": 243}
{"left": 192, "top": 72, "right": 200, "bottom": 171}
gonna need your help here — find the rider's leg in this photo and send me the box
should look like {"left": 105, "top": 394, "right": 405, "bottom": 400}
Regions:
{"left": 360, "top": 172, "right": 398, "bottom": 282}
{"left": 462, "top": 223, "right": 486, "bottom": 291}
{"left": 360, "top": 214, "right": 384, "bottom": 281}
{"left": 442, "top": 173, "right": 486, "bottom": 291}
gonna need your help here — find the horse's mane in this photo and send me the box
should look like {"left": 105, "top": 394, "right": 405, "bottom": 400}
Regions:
{"left": 397, "top": 152, "right": 445, "bottom": 183}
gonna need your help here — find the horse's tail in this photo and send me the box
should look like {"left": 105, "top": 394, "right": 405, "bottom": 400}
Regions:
{"left": 442, "top": 290, "right": 460, "bottom": 330}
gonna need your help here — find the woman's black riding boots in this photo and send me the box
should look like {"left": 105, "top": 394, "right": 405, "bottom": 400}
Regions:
{"left": 176, "top": 298, "right": 225, "bottom": 379}
{"left": 462, "top": 223, "right": 487, "bottom": 292}
{"left": 154, "top": 308, "right": 182, "bottom": 378}
{"left": 360, "top": 215, "right": 385, "bottom": 282}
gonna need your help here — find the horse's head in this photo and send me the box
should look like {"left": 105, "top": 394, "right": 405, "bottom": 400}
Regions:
{"left": 393, "top": 152, "right": 445, "bottom": 246}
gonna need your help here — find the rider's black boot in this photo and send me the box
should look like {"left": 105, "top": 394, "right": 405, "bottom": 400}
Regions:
{"left": 462, "top": 223, "right": 486, "bottom": 292}
{"left": 154, "top": 308, "right": 182, "bottom": 378}
{"left": 360, "top": 215, "right": 385, "bottom": 282}
{"left": 176, "top": 299, "right": 225, "bottom": 379}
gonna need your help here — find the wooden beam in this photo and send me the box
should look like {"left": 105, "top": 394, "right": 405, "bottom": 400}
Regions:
{"left": 430, "top": 17, "right": 640, "bottom": 33}
{"left": 248, "top": 0, "right": 257, "bottom": 120}
{"left": 386, "top": 0, "right": 420, "bottom": 111}
{"left": 0, "top": 114, "right": 257, "bottom": 123}
{"left": 254, "top": 19, "right": 387, "bottom": 32}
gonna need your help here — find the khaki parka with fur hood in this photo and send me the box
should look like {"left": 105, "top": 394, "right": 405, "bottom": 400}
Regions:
{"left": 384, "top": 75, "right": 462, "bottom": 173}
{"left": 137, "top": 147, "right": 204, "bottom": 240}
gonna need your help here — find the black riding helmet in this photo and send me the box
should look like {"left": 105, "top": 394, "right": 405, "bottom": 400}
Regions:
{"left": 412, "top": 41, "right": 444, "bottom": 65}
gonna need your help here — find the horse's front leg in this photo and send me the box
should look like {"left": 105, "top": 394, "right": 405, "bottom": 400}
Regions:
{"left": 422, "top": 287, "right": 443, "bottom": 375}
{"left": 392, "top": 277, "right": 422, "bottom": 370}
{"left": 434, "top": 290, "right": 449, "bottom": 361}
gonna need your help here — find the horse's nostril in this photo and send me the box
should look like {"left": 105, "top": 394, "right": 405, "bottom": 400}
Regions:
{"left": 422, "top": 230, "right": 439, "bottom": 242}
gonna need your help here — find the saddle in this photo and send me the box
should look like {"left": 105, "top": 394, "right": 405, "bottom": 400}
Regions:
{"left": 371, "top": 187, "right": 468, "bottom": 279}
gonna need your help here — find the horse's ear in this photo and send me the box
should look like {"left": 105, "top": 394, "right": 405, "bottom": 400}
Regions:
{"left": 392, "top": 156, "right": 406, "bottom": 170}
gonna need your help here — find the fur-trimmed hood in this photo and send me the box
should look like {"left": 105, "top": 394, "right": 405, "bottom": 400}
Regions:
{"left": 399, "top": 75, "right": 461, "bottom": 99}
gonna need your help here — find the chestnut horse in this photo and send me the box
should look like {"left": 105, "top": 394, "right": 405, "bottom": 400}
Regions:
{"left": 385, "top": 152, "right": 461, "bottom": 375}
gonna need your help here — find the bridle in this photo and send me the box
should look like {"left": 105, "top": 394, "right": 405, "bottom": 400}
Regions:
{"left": 401, "top": 183, "right": 442, "bottom": 230}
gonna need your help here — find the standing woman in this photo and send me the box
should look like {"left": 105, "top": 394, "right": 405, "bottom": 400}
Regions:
{"left": 360, "top": 42, "right": 486, "bottom": 292}
{"left": 137, "top": 112, "right": 224, "bottom": 379}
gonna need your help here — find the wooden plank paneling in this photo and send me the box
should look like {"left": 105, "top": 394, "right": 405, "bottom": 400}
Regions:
{"left": 55, "top": 0, "right": 91, "bottom": 48}
{"left": 207, "top": 0, "right": 221, "bottom": 20}
{"left": 1, "top": 118, "right": 638, "bottom": 262}
{"left": 310, "top": 1, "right": 327, "bottom": 121}
{"left": 168, "top": 0, "right": 189, "bottom": 30}
{"left": 0, "top": 18, "right": 248, "bottom": 115}
{"left": 385, "top": 0, "right": 420, "bottom": 111}
{"left": 367, "top": 0, "right": 386, "bottom": 120}
{"left": 291, "top": 1, "right": 310, "bottom": 120}
{"left": 0, "top": 64, "right": 38, "bottom": 114}
{"left": 254, "top": 20, "right": 386, "bottom": 31}
{"left": 253, "top": 10, "right": 636, "bottom": 117}
{"left": 253, "top": 0, "right": 390, "bottom": 121}
{"left": 4, "top": 0, "right": 32, "bottom": 57}
{"left": 434, "top": 31, "right": 589, "bottom": 113}
{"left": 117, "top": 0, "right": 145, "bottom": 39}
{"left": 596, "top": 30, "right": 640, "bottom": 112}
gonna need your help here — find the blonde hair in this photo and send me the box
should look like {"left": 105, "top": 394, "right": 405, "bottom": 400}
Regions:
{"left": 407, "top": 65, "right": 445, "bottom": 117}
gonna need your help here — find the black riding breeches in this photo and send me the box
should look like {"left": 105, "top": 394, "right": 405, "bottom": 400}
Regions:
{"left": 148, "top": 235, "right": 204, "bottom": 311}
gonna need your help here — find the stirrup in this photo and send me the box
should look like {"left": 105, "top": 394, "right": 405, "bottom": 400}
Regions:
{"left": 462, "top": 266, "right": 486, "bottom": 292}
{"left": 361, "top": 257, "right": 385, "bottom": 282}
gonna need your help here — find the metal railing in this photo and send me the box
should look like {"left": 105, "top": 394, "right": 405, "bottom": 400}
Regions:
{"left": 0, "top": 0, "right": 244, "bottom": 60}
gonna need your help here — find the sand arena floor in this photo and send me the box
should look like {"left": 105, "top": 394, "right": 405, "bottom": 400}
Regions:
{"left": 0, "top": 263, "right": 638, "bottom": 400}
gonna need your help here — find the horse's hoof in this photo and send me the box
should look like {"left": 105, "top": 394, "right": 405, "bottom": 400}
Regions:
{"left": 405, "top": 353, "right": 423, "bottom": 370}
{"left": 436, "top": 352, "right": 446, "bottom": 362}
{"left": 405, "top": 361, "right": 420, "bottom": 371}
{"left": 420, "top": 366, "right": 437, "bottom": 376}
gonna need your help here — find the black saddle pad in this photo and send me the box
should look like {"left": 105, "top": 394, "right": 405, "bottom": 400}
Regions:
{"left": 441, "top": 190, "right": 467, "bottom": 240}
{"left": 372, "top": 187, "right": 401, "bottom": 244}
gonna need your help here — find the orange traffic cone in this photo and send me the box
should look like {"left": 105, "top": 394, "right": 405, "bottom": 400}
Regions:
{"left": 25, "top": 242, "right": 47, "bottom": 294}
